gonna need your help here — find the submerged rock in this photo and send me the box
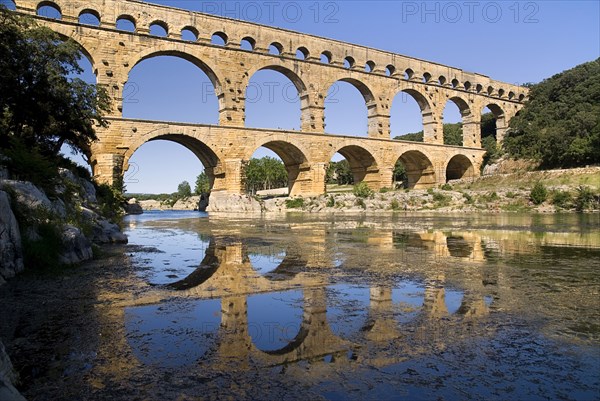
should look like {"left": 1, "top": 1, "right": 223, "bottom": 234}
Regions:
{"left": 0, "top": 191, "right": 24, "bottom": 283}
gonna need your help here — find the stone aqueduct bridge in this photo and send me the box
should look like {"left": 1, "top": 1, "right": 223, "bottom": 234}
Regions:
{"left": 14, "top": 0, "right": 528, "bottom": 195}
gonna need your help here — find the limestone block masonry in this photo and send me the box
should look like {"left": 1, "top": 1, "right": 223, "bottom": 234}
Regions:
{"left": 12, "top": 0, "right": 528, "bottom": 195}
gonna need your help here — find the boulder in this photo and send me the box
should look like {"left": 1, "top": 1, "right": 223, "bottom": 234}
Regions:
{"left": 91, "top": 219, "right": 128, "bottom": 244}
{"left": 124, "top": 198, "right": 143, "bottom": 215}
{"left": 58, "top": 225, "right": 93, "bottom": 265}
{"left": 172, "top": 196, "right": 202, "bottom": 210}
{"left": 0, "top": 191, "right": 24, "bottom": 284}
{"left": 206, "top": 192, "right": 262, "bottom": 213}
{"left": 0, "top": 340, "right": 26, "bottom": 401}
{"left": 0, "top": 180, "right": 63, "bottom": 218}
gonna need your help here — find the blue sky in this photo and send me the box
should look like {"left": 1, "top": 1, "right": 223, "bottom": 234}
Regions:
{"left": 58, "top": 0, "right": 599, "bottom": 194}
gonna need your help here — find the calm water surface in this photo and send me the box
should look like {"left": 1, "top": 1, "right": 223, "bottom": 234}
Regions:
{"left": 2, "top": 211, "right": 599, "bottom": 400}
{"left": 116, "top": 211, "right": 600, "bottom": 400}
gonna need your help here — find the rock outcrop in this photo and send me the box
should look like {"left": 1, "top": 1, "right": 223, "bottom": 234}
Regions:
{"left": 206, "top": 192, "right": 262, "bottom": 213}
{"left": 0, "top": 340, "right": 26, "bottom": 401}
{"left": 0, "top": 191, "right": 24, "bottom": 285}
{"left": 124, "top": 198, "right": 143, "bottom": 215}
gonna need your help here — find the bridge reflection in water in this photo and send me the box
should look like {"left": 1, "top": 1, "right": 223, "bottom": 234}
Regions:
{"left": 115, "top": 218, "right": 517, "bottom": 373}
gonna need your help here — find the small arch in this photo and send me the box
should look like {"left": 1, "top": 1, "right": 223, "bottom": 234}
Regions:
{"left": 508, "top": 91, "right": 515, "bottom": 100}
{"left": 343, "top": 56, "right": 355, "bottom": 69}
{"left": 240, "top": 36, "right": 256, "bottom": 51}
{"left": 211, "top": 31, "right": 228, "bottom": 46}
{"left": 36, "top": 1, "right": 61, "bottom": 19}
{"left": 269, "top": 42, "right": 283, "bottom": 55}
{"left": 451, "top": 79, "right": 459, "bottom": 88}
{"left": 446, "top": 154, "right": 475, "bottom": 182}
{"left": 464, "top": 81, "right": 472, "bottom": 91}
{"left": 116, "top": 15, "right": 136, "bottom": 32}
{"left": 438, "top": 76, "right": 447, "bottom": 85}
{"left": 296, "top": 46, "right": 309, "bottom": 60}
{"left": 487, "top": 86, "right": 494, "bottom": 95}
{"left": 149, "top": 20, "right": 168, "bottom": 37}
{"left": 181, "top": 26, "right": 199, "bottom": 42}
{"left": 333, "top": 145, "right": 377, "bottom": 185}
{"left": 395, "top": 150, "right": 435, "bottom": 189}
{"left": 498, "top": 88, "right": 505, "bottom": 98}
{"left": 422, "top": 72, "right": 432, "bottom": 83}
{"left": 404, "top": 68, "right": 414, "bottom": 80}
{"left": 365, "top": 60, "right": 376, "bottom": 73}
{"left": 1, "top": 0, "right": 16, "bottom": 10}
{"left": 518, "top": 93, "right": 525, "bottom": 101}
{"left": 78, "top": 9, "right": 100, "bottom": 26}
{"left": 476, "top": 84, "right": 483, "bottom": 93}
{"left": 385, "top": 65, "right": 395, "bottom": 76}
{"left": 320, "top": 51, "right": 332, "bottom": 64}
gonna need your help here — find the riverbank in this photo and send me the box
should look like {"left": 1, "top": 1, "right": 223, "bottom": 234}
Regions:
{"left": 135, "top": 167, "right": 600, "bottom": 214}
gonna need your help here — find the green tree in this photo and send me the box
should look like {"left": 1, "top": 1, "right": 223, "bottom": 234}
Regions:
{"left": 177, "top": 181, "right": 192, "bottom": 198}
{"left": 326, "top": 160, "right": 353, "bottom": 185}
{"left": 443, "top": 123, "right": 463, "bottom": 146}
{"left": 194, "top": 172, "right": 210, "bottom": 194}
{"left": 504, "top": 59, "right": 600, "bottom": 168}
{"left": 0, "top": 7, "right": 110, "bottom": 158}
{"left": 244, "top": 157, "right": 288, "bottom": 194}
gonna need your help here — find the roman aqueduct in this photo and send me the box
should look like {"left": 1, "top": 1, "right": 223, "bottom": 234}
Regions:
{"left": 9, "top": 0, "right": 528, "bottom": 195}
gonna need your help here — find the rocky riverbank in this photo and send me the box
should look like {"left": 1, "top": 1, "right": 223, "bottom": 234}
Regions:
{"left": 0, "top": 169, "right": 129, "bottom": 399}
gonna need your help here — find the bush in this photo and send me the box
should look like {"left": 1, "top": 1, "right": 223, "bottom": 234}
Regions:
{"left": 505, "top": 191, "right": 517, "bottom": 199}
{"left": 574, "top": 186, "right": 597, "bottom": 212}
{"left": 354, "top": 198, "right": 366, "bottom": 209}
{"left": 285, "top": 198, "right": 305, "bottom": 209}
{"left": 427, "top": 188, "right": 434, "bottom": 195}
{"left": 432, "top": 192, "right": 451, "bottom": 206}
{"left": 353, "top": 182, "right": 374, "bottom": 198}
{"left": 326, "top": 196, "right": 335, "bottom": 208}
{"left": 379, "top": 187, "right": 392, "bottom": 193}
{"left": 462, "top": 192, "right": 474, "bottom": 204}
{"left": 390, "top": 199, "right": 401, "bottom": 210}
{"left": 21, "top": 222, "right": 63, "bottom": 270}
{"left": 441, "top": 183, "right": 453, "bottom": 191}
{"left": 96, "top": 182, "right": 126, "bottom": 221}
{"left": 530, "top": 182, "right": 548, "bottom": 205}
{"left": 551, "top": 190, "right": 573, "bottom": 209}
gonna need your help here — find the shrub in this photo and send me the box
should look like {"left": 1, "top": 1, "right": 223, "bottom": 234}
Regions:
{"left": 379, "top": 187, "right": 392, "bottom": 193}
{"left": 22, "top": 222, "right": 63, "bottom": 270}
{"left": 505, "top": 191, "right": 517, "bottom": 199}
{"left": 551, "top": 190, "right": 573, "bottom": 209}
{"left": 353, "top": 182, "right": 374, "bottom": 198}
{"left": 462, "top": 192, "right": 473, "bottom": 204}
{"left": 441, "top": 183, "right": 453, "bottom": 191}
{"left": 390, "top": 199, "right": 401, "bottom": 210}
{"left": 326, "top": 196, "right": 335, "bottom": 208}
{"left": 96, "top": 182, "right": 126, "bottom": 221}
{"left": 354, "top": 198, "right": 366, "bottom": 209}
{"left": 285, "top": 198, "right": 305, "bottom": 209}
{"left": 432, "top": 192, "right": 451, "bottom": 206}
{"left": 427, "top": 188, "right": 434, "bottom": 195}
{"left": 574, "top": 186, "right": 597, "bottom": 212}
{"left": 530, "top": 182, "right": 548, "bottom": 205}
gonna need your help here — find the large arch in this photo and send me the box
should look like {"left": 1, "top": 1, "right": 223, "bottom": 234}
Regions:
{"left": 122, "top": 132, "right": 221, "bottom": 192}
{"left": 483, "top": 103, "right": 507, "bottom": 143}
{"left": 324, "top": 78, "right": 376, "bottom": 137}
{"left": 446, "top": 96, "right": 478, "bottom": 147}
{"left": 244, "top": 65, "right": 307, "bottom": 130}
{"left": 124, "top": 53, "right": 220, "bottom": 124}
{"left": 446, "top": 154, "right": 475, "bottom": 182}
{"left": 330, "top": 145, "right": 378, "bottom": 186}
{"left": 391, "top": 89, "right": 436, "bottom": 142}
{"left": 395, "top": 150, "right": 436, "bottom": 189}
{"left": 246, "top": 140, "right": 309, "bottom": 196}
{"left": 128, "top": 48, "right": 224, "bottom": 107}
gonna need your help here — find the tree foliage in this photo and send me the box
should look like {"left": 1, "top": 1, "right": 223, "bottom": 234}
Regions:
{"left": 244, "top": 157, "right": 288, "bottom": 194}
{"left": 194, "top": 172, "right": 210, "bottom": 194}
{"left": 177, "top": 181, "right": 192, "bottom": 198}
{"left": 326, "top": 160, "right": 353, "bottom": 185}
{"left": 0, "top": 7, "right": 110, "bottom": 157}
{"left": 504, "top": 58, "right": 600, "bottom": 168}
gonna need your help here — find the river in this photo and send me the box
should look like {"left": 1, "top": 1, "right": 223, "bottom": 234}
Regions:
{"left": 1, "top": 211, "right": 599, "bottom": 400}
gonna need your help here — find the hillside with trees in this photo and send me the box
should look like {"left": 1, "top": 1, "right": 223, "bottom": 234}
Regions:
{"left": 504, "top": 58, "right": 600, "bottom": 168}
